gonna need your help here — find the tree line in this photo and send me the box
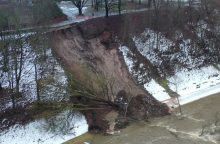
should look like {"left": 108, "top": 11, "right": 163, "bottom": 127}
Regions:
{"left": 0, "top": 28, "right": 68, "bottom": 110}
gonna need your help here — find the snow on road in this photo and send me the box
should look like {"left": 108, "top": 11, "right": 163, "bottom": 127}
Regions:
{"left": 57, "top": 1, "right": 88, "bottom": 21}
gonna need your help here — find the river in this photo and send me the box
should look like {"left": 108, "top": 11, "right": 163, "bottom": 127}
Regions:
{"left": 66, "top": 93, "right": 220, "bottom": 144}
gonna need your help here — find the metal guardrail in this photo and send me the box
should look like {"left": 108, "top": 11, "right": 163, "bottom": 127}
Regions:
{"left": 0, "top": 21, "right": 78, "bottom": 36}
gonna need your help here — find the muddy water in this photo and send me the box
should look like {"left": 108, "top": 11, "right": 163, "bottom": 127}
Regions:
{"left": 86, "top": 94, "right": 220, "bottom": 144}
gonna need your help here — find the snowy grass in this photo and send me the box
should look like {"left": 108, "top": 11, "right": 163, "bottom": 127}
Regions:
{"left": 0, "top": 111, "right": 88, "bottom": 144}
{"left": 120, "top": 28, "right": 220, "bottom": 106}
{"left": 168, "top": 66, "right": 220, "bottom": 97}
{"left": 57, "top": 1, "right": 88, "bottom": 21}
{"left": 126, "top": 28, "right": 220, "bottom": 107}
{"left": 121, "top": 43, "right": 220, "bottom": 105}
{"left": 0, "top": 31, "right": 85, "bottom": 144}
{"left": 168, "top": 66, "right": 220, "bottom": 105}
{"left": 133, "top": 27, "right": 219, "bottom": 76}
{"left": 119, "top": 45, "right": 170, "bottom": 101}
{"left": 119, "top": 46, "right": 134, "bottom": 73}
{"left": 133, "top": 28, "right": 174, "bottom": 68}
{"left": 0, "top": 36, "right": 68, "bottom": 110}
{"left": 144, "top": 79, "right": 170, "bottom": 101}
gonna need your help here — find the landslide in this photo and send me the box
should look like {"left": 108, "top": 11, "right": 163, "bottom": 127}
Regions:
{"left": 49, "top": 12, "right": 171, "bottom": 132}
{"left": 50, "top": 20, "right": 147, "bottom": 99}
{"left": 49, "top": 11, "right": 161, "bottom": 98}
{"left": 49, "top": 9, "right": 181, "bottom": 99}
{"left": 49, "top": 6, "right": 207, "bottom": 107}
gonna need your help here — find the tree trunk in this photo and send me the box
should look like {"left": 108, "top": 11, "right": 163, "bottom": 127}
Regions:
{"left": 118, "top": 0, "right": 121, "bottom": 15}
{"left": 78, "top": 7, "right": 83, "bottom": 16}
{"left": 105, "top": 1, "right": 109, "bottom": 18}
{"left": 139, "top": 0, "right": 141, "bottom": 5}
{"left": 34, "top": 62, "right": 40, "bottom": 102}
{"left": 100, "top": 0, "right": 103, "bottom": 8}
{"left": 105, "top": 9, "right": 109, "bottom": 18}
{"left": 15, "top": 80, "right": 19, "bottom": 94}
{"left": 11, "top": 91, "right": 16, "bottom": 109}
{"left": 0, "top": 83, "right": 2, "bottom": 90}
{"left": 148, "top": 0, "right": 152, "bottom": 7}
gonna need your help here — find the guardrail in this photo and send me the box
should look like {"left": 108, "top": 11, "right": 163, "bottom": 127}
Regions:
{"left": 0, "top": 21, "right": 78, "bottom": 36}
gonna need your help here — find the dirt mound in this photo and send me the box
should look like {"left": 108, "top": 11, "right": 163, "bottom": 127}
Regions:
{"left": 128, "top": 94, "right": 170, "bottom": 120}
{"left": 50, "top": 26, "right": 146, "bottom": 99}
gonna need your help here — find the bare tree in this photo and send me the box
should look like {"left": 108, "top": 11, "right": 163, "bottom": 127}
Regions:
{"left": 93, "top": 0, "right": 100, "bottom": 11}
{"left": 118, "top": 0, "right": 122, "bottom": 15}
{"left": 34, "top": 59, "right": 41, "bottom": 102}
{"left": 148, "top": 0, "right": 152, "bottom": 7}
{"left": 2, "top": 34, "right": 24, "bottom": 109}
{"left": 6, "top": 17, "right": 25, "bottom": 108}
{"left": 67, "top": 0, "right": 89, "bottom": 16}
{"left": 104, "top": 0, "right": 115, "bottom": 17}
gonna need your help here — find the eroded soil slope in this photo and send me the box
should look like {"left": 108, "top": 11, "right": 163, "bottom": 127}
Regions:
{"left": 50, "top": 26, "right": 147, "bottom": 99}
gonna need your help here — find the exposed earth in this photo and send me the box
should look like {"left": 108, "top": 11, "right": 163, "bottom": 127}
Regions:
{"left": 1, "top": 1, "right": 220, "bottom": 143}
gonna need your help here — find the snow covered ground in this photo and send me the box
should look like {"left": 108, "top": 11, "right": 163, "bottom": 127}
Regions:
{"left": 0, "top": 111, "right": 88, "bottom": 144}
{"left": 57, "top": 1, "right": 89, "bottom": 22}
{"left": 57, "top": 0, "right": 200, "bottom": 27}
{"left": 168, "top": 66, "right": 220, "bottom": 97}
{"left": 0, "top": 30, "right": 86, "bottom": 144}
{"left": 159, "top": 65, "right": 220, "bottom": 107}
{"left": 0, "top": 32, "right": 36, "bottom": 41}
{"left": 119, "top": 39, "right": 220, "bottom": 108}
{"left": 56, "top": 1, "right": 149, "bottom": 27}
{"left": 0, "top": 38, "right": 37, "bottom": 109}
{"left": 0, "top": 34, "right": 68, "bottom": 110}
{"left": 144, "top": 79, "right": 170, "bottom": 101}
{"left": 133, "top": 28, "right": 207, "bottom": 74}
{"left": 168, "top": 66, "right": 220, "bottom": 105}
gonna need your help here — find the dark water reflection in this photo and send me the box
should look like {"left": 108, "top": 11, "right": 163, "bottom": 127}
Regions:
{"left": 87, "top": 94, "right": 220, "bottom": 144}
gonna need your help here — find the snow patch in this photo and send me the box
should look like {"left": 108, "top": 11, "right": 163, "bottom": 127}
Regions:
{"left": 119, "top": 45, "right": 171, "bottom": 101}
{"left": 119, "top": 46, "right": 134, "bottom": 73}
{"left": 57, "top": 1, "right": 88, "bottom": 21}
{"left": 0, "top": 111, "right": 88, "bottom": 144}
{"left": 168, "top": 66, "right": 220, "bottom": 96}
{"left": 133, "top": 28, "right": 174, "bottom": 67}
{"left": 168, "top": 66, "right": 220, "bottom": 105}
{"left": 144, "top": 79, "right": 170, "bottom": 101}
{"left": 119, "top": 41, "right": 220, "bottom": 106}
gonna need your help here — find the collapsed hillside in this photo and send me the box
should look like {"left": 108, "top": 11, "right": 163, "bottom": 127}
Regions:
{"left": 51, "top": 26, "right": 145, "bottom": 97}
{"left": 50, "top": 14, "right": 170, "bottom": 133}
{"left": 50, "top": 3, "right": 220, "bottom": 132}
